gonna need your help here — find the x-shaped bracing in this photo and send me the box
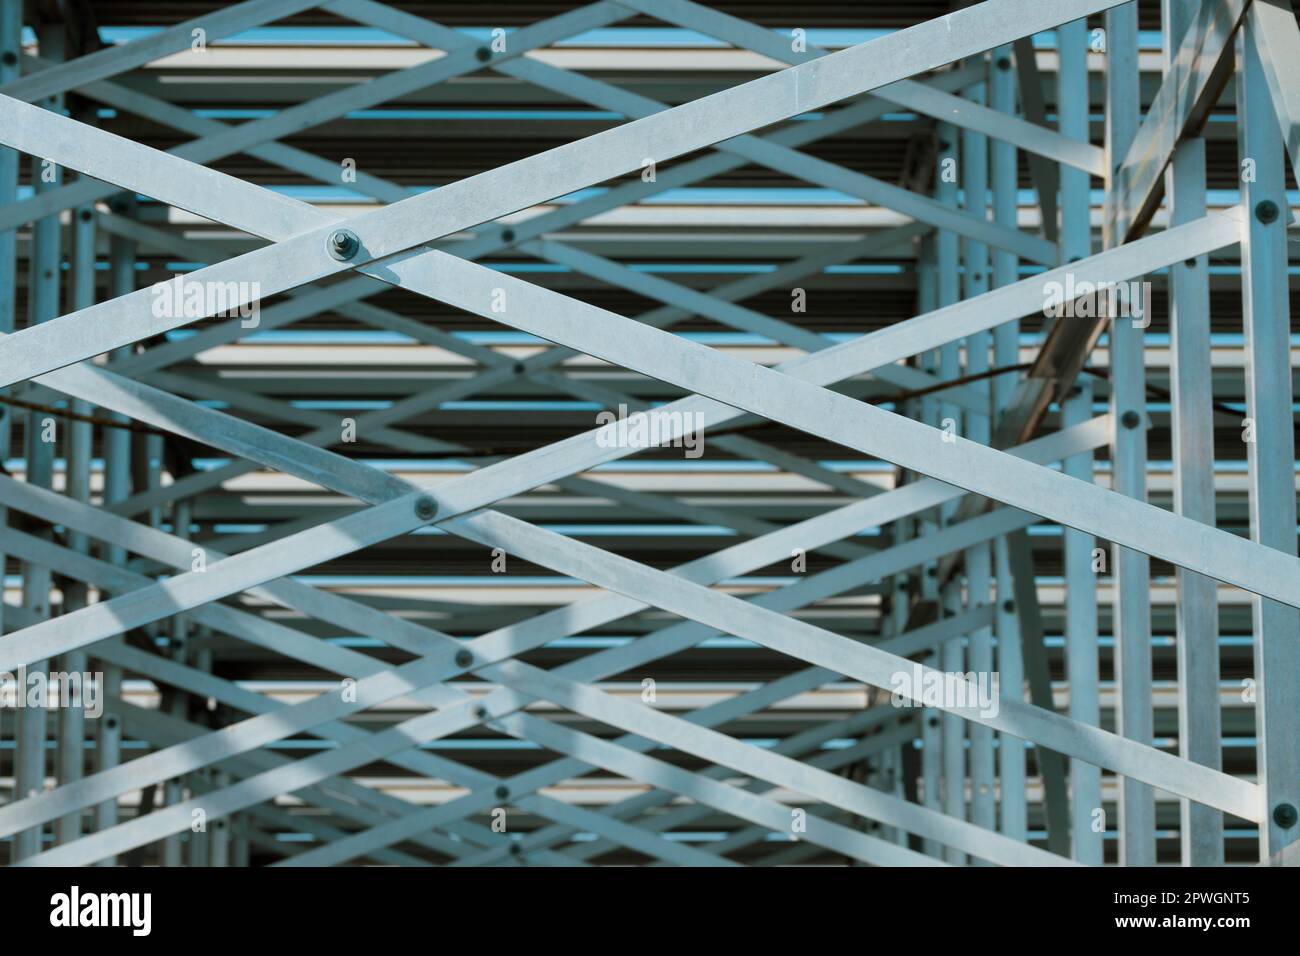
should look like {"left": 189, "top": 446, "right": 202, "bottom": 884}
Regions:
{"left": 0, "top": 0, "right": 1293, "bottom": 864}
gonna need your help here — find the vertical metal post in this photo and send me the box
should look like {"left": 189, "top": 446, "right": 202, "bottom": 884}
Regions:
{"left": 1062, "top": 380, "right": 1101, "bottom": 864}
{"left": 935, "top": 121, "right": 966, "bottom": 865}
{"left": 1236, "top": 22, "right": 1300, "bottom": 864}
{"left": 989, "top": 42, "right": 1026, "bottom": 842}
{"left": 1161, "top": 0, "right": 1223, "bottom": 866}
{"left": 0, "top": 0, "right": 21, "bottom": 829}
{"left": 54, "top": 152, "right": 98, "bottom": 845}
{"left": 1058, "top": 15, "right": 1100, "bottom": 865}
{"left": 13, "top": 20, "right": 64, "bottom": 862}
{"left": 916, "top": 235, "right": 943, "bottom": 860}
{"left": 189, "top": 639, "right": 213, "bottom": 868}
{"left": 961, "top": 71, "right": 997, "bottom": 843}
{"left": 1100, "top": 2, "right": 1156, "bottom": 867}
{"left": 93, "top": 197, "right": 137, "bottom": 863}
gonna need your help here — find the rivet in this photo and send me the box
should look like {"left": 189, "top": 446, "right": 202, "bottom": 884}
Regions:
{"left": 1255, "top": 199, "right": 1280, "bottom": 224}
{"left": 1274, "top": 803, "right": 1298, "bottom": 828}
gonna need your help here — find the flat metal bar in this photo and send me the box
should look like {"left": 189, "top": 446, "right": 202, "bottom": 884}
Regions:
{"left": 12, "top": 20, "right": 64, "bottom": 861}
{"left": 295, "top": 708, "right": 938, "bottom": 868}
{"left": 1, "top": 528, "right": 752, "bottom": 867}
{"left": 0, "top": 229, "right": 1263, "bottom": 684}
{"left": 614, "top": 0, "right": 1105, "bottom": 176}
{"left": 1236, "top": 20, "right": 1300, "bottom": 862}
{"left": 0, "top": 0, "right": 322, "bottom": 104}
{"left": 0, "top": 3, "right": 629, "bottom": 233}
{"left": 1108, "top": 0, "right": 1249, "bottom": 239}
{"left": 382, "top": 230, "right": 1298, "bottom": 610}
{"left": 1011, "top": 36, "right": 1059, "bottom": 243}
{"left": 1246, "top": 0, "right": 1300, "bottom": 192}
{"left": 480, "top": 654, "right": 965, "bottom": 866}
{"left": 0, "top": 0, "right": 1135, "bottom": 385}
{"left": 0, "top": 438, "right": 1053, "bottom": 837}
{"left": 960, "top": 75, "right": 997, "bottom": 843}
{"left": 0, "top": 421, "right": 1097, "bottom": 840}
{"left": 340, "top": 0, "right": 1057, "bottom": 264}
{"left": 0, "top": 0, "right": 19, "bottom": 812}
{"left": 1162, "top": 0, "right": 1224, "bottom": 866}
{"left": 1062, "top": 381, "right": 1102, "bottom": 863}
{"left": 433, "top": 507, "right": 1258, "bottom": 820}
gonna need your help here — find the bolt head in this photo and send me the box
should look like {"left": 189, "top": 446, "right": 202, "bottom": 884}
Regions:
{"left": 327, "top": 229, "right": 360, "bottom": 261}
{"left": 494, "top": 785, "right": 509, "bottom": 800}
{"left": 1274, "top": 803, "right": 1298, "bottom": 829}
{"left": 414, "top": 495, "right": 437, "bottom": 521}
{"left": 1120, "top": 410, "right": 1142, "bottom": 430}
{"left": 1255, "top": 199, "right": 1280, "bottom": 225}
{"left": 475, "top": 46, "right": 491, "bottom": 62}
{"left": 455, "top": 649, "right": 473, "bottom": 668}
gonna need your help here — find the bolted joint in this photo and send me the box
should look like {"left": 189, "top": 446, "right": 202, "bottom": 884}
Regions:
{"left": 1274, "top": 802, "right": 1298, "bottom": 829}
{"left": 414, "top": 495, "right": 438, "bottom": 521}
{"left": 327, "top": 228, "right": 361, "bottom": 261}
{"left": 1255, "top": 199, "right": 1280, "bottom": 225}
{"left": 454, "top": 649, "right": 473, "bottom": 668}
{"left": 475, "top": 46, "right": 492, "bottom": 62}
{"left": 494, "top": 785, "right": 509, "bottom": 800}
{"left": 1002, "top": 599, "right": 1015, "bottom": 614}
{"left": 1120, "top": 410, "right": 1143, "bottom": 430}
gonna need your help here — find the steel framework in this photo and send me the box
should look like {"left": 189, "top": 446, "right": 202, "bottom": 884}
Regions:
{"left": 0, "top": 0, "right": 1296, "bottom": 867}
